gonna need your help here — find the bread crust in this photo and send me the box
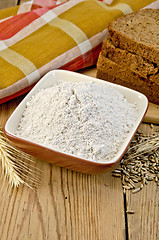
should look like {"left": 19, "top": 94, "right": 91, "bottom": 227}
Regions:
{"left": 102, "top": 37, "right": 158, "bottom": 78}
{"left": 108, "top": 9, "right": 159, "bottom": 67}
{"left": 96, "top": 53, "right": 159, "bottom": 105}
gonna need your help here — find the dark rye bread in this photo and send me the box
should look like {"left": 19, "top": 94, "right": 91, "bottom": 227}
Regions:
{"left": 108, "top": 9, "right": 159, "bottom": 67}
{"left": 96, "top": 53, "right": 159, "bottom": 105}
{"left": 102, "top": 37, "right": 158, "bottom": 78}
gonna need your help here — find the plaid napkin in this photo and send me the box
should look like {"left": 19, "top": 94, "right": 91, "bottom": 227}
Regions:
{"left": 0, "top": 0, "right": 157, "bottom": 104}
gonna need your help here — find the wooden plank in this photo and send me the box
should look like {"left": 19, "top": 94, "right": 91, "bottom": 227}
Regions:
{"left": 126, "top": 182, "right": 158, "bottom": 240}
{"left": 126, "top": 123, "right": 159, "bottom": 240}
{"left": 0, "top": 161, "right": 126, "bottom": 239}
{"left": 0, "top": 99, "right": 126, "bottom": 239}
{"left": 0, "top": 0, "right": 18, "bottom": 10}
{"left": 144, "top": 103, "right": 159, "bottom": 125}
{"left": 0, "top": 97, "right": 23, "bottom": 128}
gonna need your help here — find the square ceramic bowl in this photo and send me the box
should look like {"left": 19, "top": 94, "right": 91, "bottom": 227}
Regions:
{"left": 4, "top": 70, "right": 148, "bottom": 174}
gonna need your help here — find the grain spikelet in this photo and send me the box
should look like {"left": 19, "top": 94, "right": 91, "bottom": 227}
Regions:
{"left": 0, "top": 129, "right": 41, "bottom": 189}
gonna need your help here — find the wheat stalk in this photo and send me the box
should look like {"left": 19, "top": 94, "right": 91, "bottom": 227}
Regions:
{"left": 0, "top": 129, "right": 41, "bottom": 189}
{"left": 122, "top": 134, "right": 159, "bottom": 163}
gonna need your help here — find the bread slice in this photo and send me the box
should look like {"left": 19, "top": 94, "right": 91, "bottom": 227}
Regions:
{"left": 96, "top": 53, "right": 159, "bottom": 105}
{"left": 108, "top": 9, "right": 159, "bottom": 67}
{"left": 102, "top": 37, "right": 158, "bottom": 78}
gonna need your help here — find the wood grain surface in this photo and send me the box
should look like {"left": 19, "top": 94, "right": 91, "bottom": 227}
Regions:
{"left": 0, "top": 1, "right": 159, "bottom": 240}
{"left": 0, "top": 165, "right": 126, "bottom": 240}
{"left": 126, "top": 182, "right": 159, "bottom": 240}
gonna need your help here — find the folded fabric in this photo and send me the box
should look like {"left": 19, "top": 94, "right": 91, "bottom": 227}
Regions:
{"left": 0, "top": 0, "right": 157, "bottom": 104}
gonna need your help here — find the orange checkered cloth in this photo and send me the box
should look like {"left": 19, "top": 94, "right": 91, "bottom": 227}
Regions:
{"left": 0, "top": 0, "right": 158, "bottom": 103}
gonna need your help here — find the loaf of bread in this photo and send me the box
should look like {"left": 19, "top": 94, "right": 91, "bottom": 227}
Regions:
{"left": 102, "top": 37, "right": 158, "bottom": 78}
{"left": 96, "top": 9, "right": 159, "bottom": 105}
{"left": 108, "top": 9, "right": 159, "bottom": 66}
{"left": 97, "top": 53, "right": 159, "bottom": 105}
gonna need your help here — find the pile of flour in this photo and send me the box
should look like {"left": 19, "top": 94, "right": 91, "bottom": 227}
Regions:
{"left": 16, "top": 81, "right": 138, "bottom": 162}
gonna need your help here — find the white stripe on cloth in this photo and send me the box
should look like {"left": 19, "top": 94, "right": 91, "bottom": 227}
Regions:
{"left": 103, "top": 0, "right": 114, "bottom": 5}
{"left": 97, "top": 1, "right": 133, "bottom": 15}
{"left": 0, "top": 0, "right": 85, "bottom": 49}
{"left": 143, "top": 0, "right": 159, "bottom": 9}
{"left": 0, "top": 42, "right": 8, "bottom": 51}
{"left": 35, "top": 28, "right": 109, "bottom": 78}
{"left": 0, "top": 16, "right": 12, "bottom": 23}
{"left": 48, "top": 16, "right": 92, "bottom": 54}
{"left": 27, "top": 69, "right": 41, "bottom": 85}
{"left": 0, "top": 48, "right": 40, "bottom": 85}
{"left": 17, "top": 1, "right": 33, "bottom": 15}
{"left": 40, "top": 10, "right": 57, "bottom": 22}
{"left": 56, "top": 0, "right": 67, "bottom": 5}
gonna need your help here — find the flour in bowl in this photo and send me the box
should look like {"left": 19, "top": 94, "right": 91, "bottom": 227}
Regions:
{"left": 16, "top": 81, "right": 138, "bottom": 162}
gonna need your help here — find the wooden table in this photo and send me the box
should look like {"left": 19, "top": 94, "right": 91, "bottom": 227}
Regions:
{"left": 0, "top": 1, "right": 159, "bottom": 240}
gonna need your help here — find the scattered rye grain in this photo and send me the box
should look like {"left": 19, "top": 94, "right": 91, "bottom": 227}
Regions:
{"left": 112, "top": 132, "right": 159, "bottom": 193}
{"left": 126, "top": 210, "right": 135, "bottom": 214}
{"left": 132, "top": 187, "right": 141, "bottom": 194}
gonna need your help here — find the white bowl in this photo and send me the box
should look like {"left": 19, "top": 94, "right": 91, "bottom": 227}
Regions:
{"left": 4, "top": 70, "right": 148, "bottom": 174}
